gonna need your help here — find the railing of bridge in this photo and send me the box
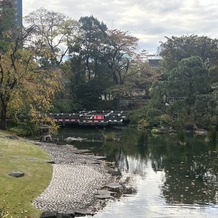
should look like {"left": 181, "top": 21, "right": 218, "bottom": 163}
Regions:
{"left": 48, "top": 110, "right": 129, "bottom": 126}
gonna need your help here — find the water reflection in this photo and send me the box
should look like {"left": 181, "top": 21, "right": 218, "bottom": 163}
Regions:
{"left": 58, "top": 128, "right": 218, "bottom": 217}
{"left": 154, "top": 136, "right": 218, "bottom": 206}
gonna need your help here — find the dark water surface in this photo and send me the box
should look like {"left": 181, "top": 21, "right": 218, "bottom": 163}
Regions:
{"left": 58, "top": 127, "right": 218, "bottom": 218}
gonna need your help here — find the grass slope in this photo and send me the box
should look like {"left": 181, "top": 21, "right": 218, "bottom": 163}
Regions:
{"left": 0, "top": 131, "right": 52, "bottom": 218}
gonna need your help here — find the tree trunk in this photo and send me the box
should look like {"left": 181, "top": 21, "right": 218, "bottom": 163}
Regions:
{"left": 0, "top": 102, "right": 7, "bottom": 130}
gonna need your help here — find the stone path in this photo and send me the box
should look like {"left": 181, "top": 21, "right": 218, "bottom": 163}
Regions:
{"left": 31, "top": 142, "right": 112, "bottom": 213}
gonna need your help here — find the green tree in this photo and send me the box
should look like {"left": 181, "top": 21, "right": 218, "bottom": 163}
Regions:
{"left": 137, "top": 35, "right": 218, "bottom": 129}
{"left": 167, "top": 56, "right": 209, "bottom": 103}
{"left": 165, "top": 56, "right": 213, "bottom": 128}
{"left": 69, "top": 17, "right": 147, "bottom": 110}
{"left": 69, "top": 15, "right": 108, "bottom": 80}
{"left": 74, "top": 79, "right": 109, "bottom": 110}
{"left": 69, "top": 16, "right": 112, "bottom": 109}
{"left": 159, "top": 35, "right": 218, "bottom": 103}
{"left": 160, "top": 35, "right": 218, "bottom": 71}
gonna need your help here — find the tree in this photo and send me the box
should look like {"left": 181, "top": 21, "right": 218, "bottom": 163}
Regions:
{"left": 74, "top": 79, "right": 109, "bottom": 110}
{"left": 141, "top": 56, "right": 215, "bottom": 129}
{"left": 107, "top": 57, "right": 159, "bottom": 109}
{"left": 0, "top": 29, "right": 62, "bottom": 131}
{"left": 69, "top": 15, "right": 108, "bottom": 81}
{"left": 160, "top": 35, "right": 218, "bottom": 72}
{"left": 164, "top": 56, "right": 213, "bottom": 128}
{"left": 25, "top": 8, "right": 77, "bottom": 68}
{"left": 68, "top": 16, "right": 112, "bottom": 109}
{"left": 68, "top": 16, "right": 155, "bottom": 110}
{"left": 167, "top": 56, "right": 209, "bottom": 103}
{"left": 0, "top": 25, "right": 31, "bottom": 129}
{"left": 137, "top": 35, "right": 218, "bottom": 129}
{"left": 102, "top": 29, "right": 139, "bottom": 85}
{"left": 24, "top": 8, "right": 77, "bottom": 116}
{"left": 95, "top": 29, "right": 144, "bottom": 109}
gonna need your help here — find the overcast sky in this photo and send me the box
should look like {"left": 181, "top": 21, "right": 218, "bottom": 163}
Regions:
{"left": 23, "top": 0, "right": 218, "bottom": 53}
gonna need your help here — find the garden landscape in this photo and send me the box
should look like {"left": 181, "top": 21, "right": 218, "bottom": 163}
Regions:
{"left": 0, "top": 0, "right": 218, "bottom": 217}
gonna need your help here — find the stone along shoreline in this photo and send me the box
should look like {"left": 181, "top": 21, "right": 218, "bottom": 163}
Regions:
{"left": 31, "top": 141, "right": 123, "bottom": 217}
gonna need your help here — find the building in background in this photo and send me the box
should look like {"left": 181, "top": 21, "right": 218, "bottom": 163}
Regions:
{"left": 147, "top": 54, "right": 163, "bottom": 68}
{"left": 14, "top": 0, "right": 22, "bottom": 26}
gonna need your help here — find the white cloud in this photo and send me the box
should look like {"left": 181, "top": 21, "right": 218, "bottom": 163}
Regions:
{"left": 23, "top": 0, "right": 218, "bottom": 52}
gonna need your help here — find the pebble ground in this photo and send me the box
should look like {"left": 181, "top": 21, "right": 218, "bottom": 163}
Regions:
{"left": 32, "top": 142, "right": 111, "bottom": 213}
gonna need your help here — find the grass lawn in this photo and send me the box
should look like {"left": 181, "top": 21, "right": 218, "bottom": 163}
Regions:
{"left": 0, "top": 131, "right": 52, "bottom": 218}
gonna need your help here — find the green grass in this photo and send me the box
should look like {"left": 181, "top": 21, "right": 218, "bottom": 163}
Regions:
{"left": 0, "top": 131, "right": 52, "bottom": 218}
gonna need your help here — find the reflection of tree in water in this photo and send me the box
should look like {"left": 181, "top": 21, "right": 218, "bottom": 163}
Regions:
{"left": 148, "top": 136, "right": 169, "bottom": 172}
{"left": 116, "top": 148, "right": 129, "bottom": 172}
{"left": 157, "top": 137, "right": 218, "bottom": 205}
{"left": 115, "top": 149, "right": 148, "bottom": 177}
{"left": 104, "top": 129, "right": 149, "bottom": 177}
{"left": 74, "top": 128, "right": 218, "bottom": 205}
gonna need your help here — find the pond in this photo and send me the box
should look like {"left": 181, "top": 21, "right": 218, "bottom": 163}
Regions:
{"left": 57, "top": 127, "right": 218, "bottom": 218}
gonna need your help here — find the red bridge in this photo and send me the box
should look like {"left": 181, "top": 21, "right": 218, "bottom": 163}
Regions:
{"left": 48, "top": 110, "right": 129, "bottom": 127}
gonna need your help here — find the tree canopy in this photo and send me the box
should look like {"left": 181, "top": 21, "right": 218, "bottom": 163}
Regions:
{"left": 141, "top": 35, "right": 218, "bottom": 130}
{"left": 25, "top": 8, "right": 77, "bottom": 68}
{"left": 0, "top": 35, "right": 62, "bottom": 131}
{"left": 160, "top": 35, "right": 218, "bottom": 71}
{"left": 1, "top": 6, "right": 218, "bottom": 132}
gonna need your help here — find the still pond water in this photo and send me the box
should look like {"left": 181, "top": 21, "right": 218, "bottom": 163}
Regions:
{"left": 58, "top": 127, "right": 218, "bottom": 218}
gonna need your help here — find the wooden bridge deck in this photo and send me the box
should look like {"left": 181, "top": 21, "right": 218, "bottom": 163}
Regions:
{"left": 48, "top": 110, "right": 129, "bottom": 127}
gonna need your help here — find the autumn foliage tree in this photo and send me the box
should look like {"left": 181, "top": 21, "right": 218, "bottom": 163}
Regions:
{"left": 24, "top": 8, "right": 78, "bottom": 114}
{"left": 68, "top": 16, "right": 145, "bottom": 109}
{"left": 0, "top": 26, "right": 62, "bottom": 132}
{"left": 102, "top": 29, "right": 139, "bottom": 85}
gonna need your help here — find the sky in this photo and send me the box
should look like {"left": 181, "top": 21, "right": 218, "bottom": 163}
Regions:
{"left": 23, "top": 0, "right": 218, "bottom": 53}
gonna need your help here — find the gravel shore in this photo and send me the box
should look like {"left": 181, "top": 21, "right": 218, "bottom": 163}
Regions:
{"left": 31, "top": 141, "right": 114, "bottom": 214}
